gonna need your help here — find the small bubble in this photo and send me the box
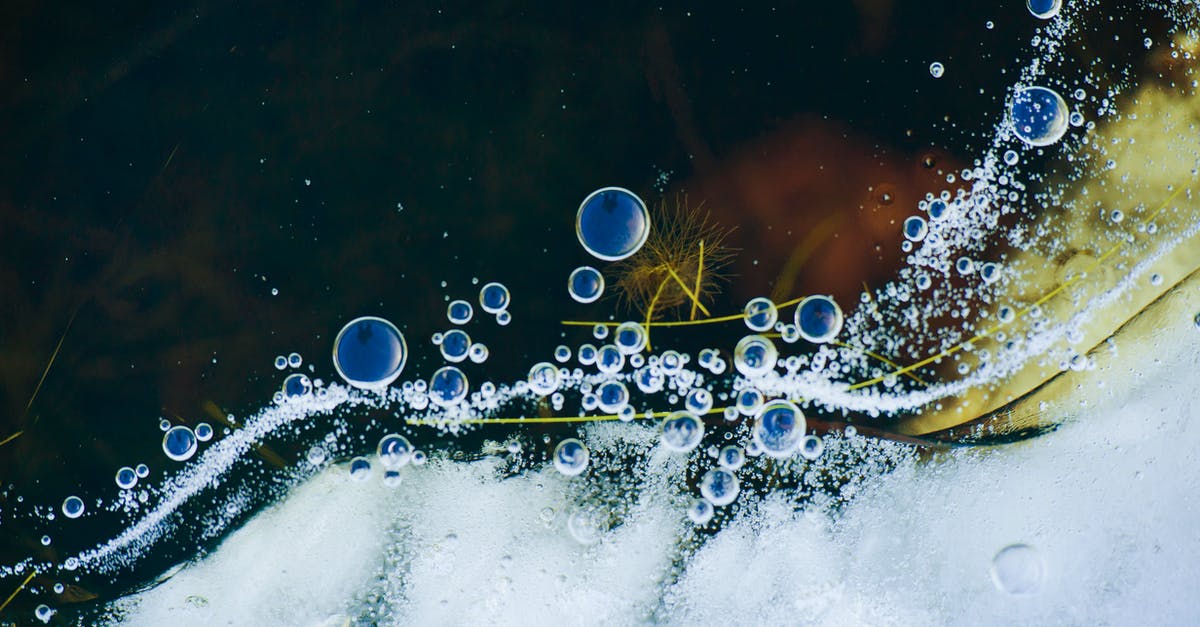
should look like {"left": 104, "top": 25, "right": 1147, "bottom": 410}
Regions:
{"left": 929, "top": 61, "right": 945, "bottom": 78}
{"left": 553, "top": 439, "right": 590, "bottom": 477}
{"left": 1026, "top": 0, "right": 1061, "bottom": 20}
{"left": 62, "top": 496, "right": 85, "bottom": 519}
{"left": 568, "top": 266, "right": 605, "bottom": 303}
{"left": 447, "top": 300, "right": 474, "bottom": 325}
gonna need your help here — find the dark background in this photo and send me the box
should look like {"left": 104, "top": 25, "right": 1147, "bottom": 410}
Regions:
{"left": 0, "top": 0, "right": 1163, "bottom": 617}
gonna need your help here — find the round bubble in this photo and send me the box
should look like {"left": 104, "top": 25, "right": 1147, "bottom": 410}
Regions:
{"left": 795, "top": 295, "right": 844, "bottom": 344}
{"left": 597, "top": 380, "right": 630, "bottom": 413}
{"left": 62, "top": 495, "right": 85, "bottom": 519}
{"left": 736, "top": 388, "right": 764, "bottom": 415}
{"left": 527, "top": 362, "right": 561, "bottom": 396}
{"left": 194, "top": 422, "right": 213, "bottom": 442}
{"left": 981, "top": 262, "right": 1002, "bottom": 284}
{"left": 1011, "top": 86, "right": 1069, "bottom": 147}
{"left": 699, "top": 469, "right": 740, "bottom": 506}
{"left": 377, "top": 433, "right": 414, "bottom": 469}
{"left": 567, "top": 506, "right": 607, "bottom": 545}
{"left": 613, "top": 321, "right": 647, "bottom": 355}
{"left": 799, "top": 434, "right": 825, "bottom": 460}
{"left": 135, "top": 463, "right": 150, "bottom": 478}
{"left": 35, "top": 604, "right": 54, "bottom": 623}
{"left": 273, "top": 355, "right": 287, "bottom": 370}
{"left": 115, "top": 466, "right": 137, "bottom": 489}
{"left": 928, "top": 199, "right": 948, "bottom": 221}
{"left": 929, "top": 61, "right": 944, "bottom": 78}
{"left": 282, "top": 373, "right": 312, "bottom": 398}
{"left": 718, "top": 445, "right": 745, "bottom": 470}
{"left": 596, "top": 344, "right": 625, "bottom": 374}
{"left": 753, "top": 399, "right": 806, "bottom": 458}
{"left": 575, "top": 187, "right": 650, "bottom": 261}
{"left": 163, "top": 425, "right": 198, "bottom": 462}
{"left": 554, "top": 345, "right": 572, "bottom": 362}
{"left": 685, "top": 388, "right": 713, "bottom": 414}
{"left": 439, "top": 329, "right": 471, "bottom": 363}
{"left": 743, "top": 297, "right": 778, "bottom": 332}
{"left": 287, "top": 352, "right": 302, "bottom": 368}
{"left": 429, "top": 366, "right": 469, "bottom": 406}
{"left": 447, "top": 299, "right": 473, "bottom": 325}
{"left": 568, "top": 266, "right": 605, "bottom": 303}
{"left": 553, "top": 438, "right": 590, "bottom": 477}
{"left": 1026, "top": 0, "right": 1061, "bottom": 19}
{"left": 687, "top": 497, "right": 714, "bottom": 525}
{"left": 468, "top": 343, "right": 488, "bottom": 363}
{"left": 495, "top": 310, "right": 512, "bottom": 326}
{"left": 661, "top": 411, "right": 705, "bottom": 453}
{"left": 479, "top": 282, "right": 511, "bottom": 314}
{"left": 349, "top": 456, "right": 372, "bottom": 481}
{"left": 733, "top": 334, "right": 778, "bottom": 377}
{"left": 333, "top": 316, "right": 407, "bottom": 389}
{"left": 990, "top": 544, "right": 1045, "bottom": 595}
{"left": 903, "top": 216, "right": 928, "bottom": 242}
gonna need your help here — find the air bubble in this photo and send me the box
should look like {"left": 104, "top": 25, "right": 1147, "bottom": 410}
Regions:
{"left": 528, "top": 362, "right": 561, "bottom": 396}
{"left": 929, "top": 62, "right": 944, "bottom": 78}
{"left": 799, "top": 434, "right": 825, "bottom": 460}
{"left": 1026, "top": 0, "right": 1061, "bottom": 19}
{"left": 377, "top": 434, "right": 413, "bottom": 469}
{"left": 282, "top": 373, "right": 313, "bottom": 397}
{"left": 568, "top": 266, "right": 605, "bottom": 303}
{"left": 1011, "top": 86, "right": 1069, "bottom": 147}
{"left": 752, "top": 399, "right": 806, "bottom": 458}
{"left": 332, "top": 316, "right": 407, "bottom": 390}
{"left": 733, "top": 335, "right": 778, "bottom": 377}
{"left": 349, "top": 457, "right": 372, "bottom": 481}
{"left": 575, "top": 187, "right": 650, "bottom": 261}
{"left": 613, "top": 321, "right": 647, "bottom": 355}
{"left": 62, "top": 496, "right": 85, "bottom": 519}
{"left": 699, "top": 469, "right": 740, "bottom": 506}
{"left": 596, "top": 380, "right": 630, "bottom": 413}
{"left": 479, "top": 282, "right": 510, "bottom": 314}
{"left": 447, "top": 300, "right": 474, "bottom": 324}
{"left": 439, "top": 329, "right": 471, "bottom": 363}
{"left": 990, "top": 544, "right": 1044, "bottom": 594}
{"left": 685, "top": 388, "right": 713, "bottom": 414}
{"left": 429, "top": 366, "right": 468, "bottom": 406}
{"left": 686, "top": 498, "right": 714, "bottom": 524}
{"left": 743, "top": 297, "right": 778, "bottom": 332}
{"left": 115, "top": 467, "right": 137, "bottom": 489}
{"left": 163, "top": 425, "right": 198, "bottom": 462}
{"left": 660, "top": 411, "right": 705, "bottom": 453}
{"left": 553, "top": 438, "right": 590, "bottom": 477}
{"left": 718, "top": 445, "right": 745, "bottom": 470}
{"left": 795, "top": 295, "right": 844, "bottom": 343}
{"left": 596, "top": 344, "right": 625, "bottom": 374}
{"left": 902, "top": 216, "right": 928, "bottom": 242}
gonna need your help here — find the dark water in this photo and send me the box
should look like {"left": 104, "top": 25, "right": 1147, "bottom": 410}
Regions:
{"left": 0, "top": 0, "right": 1163, "bottom": 618}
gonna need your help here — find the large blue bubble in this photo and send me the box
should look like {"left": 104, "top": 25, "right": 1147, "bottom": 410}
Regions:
{"left": 575, "top": 187, "right": 650, "bottom": 261}
{"left": 795, "top": 295, "right": 844, "bottom": 344}
{"left": 332, "top": 316, "right": 407, "bottom": 389}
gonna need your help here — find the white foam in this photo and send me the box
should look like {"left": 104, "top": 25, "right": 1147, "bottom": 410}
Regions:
{"left": 107, "top": 316, "right": 1200, "bottom": 625}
